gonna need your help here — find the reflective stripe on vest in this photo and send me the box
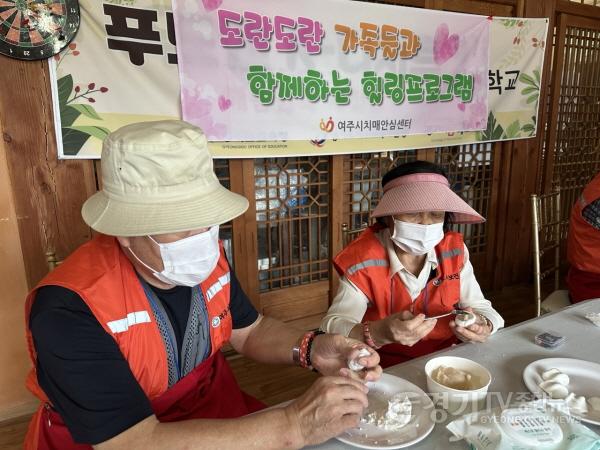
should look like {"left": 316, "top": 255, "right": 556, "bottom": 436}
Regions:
{"left": 206, "top": 272, "right": 231, "bottom": 301}
{"left": 439, "top": 247, "right": 462, "bottom": 261}
{"left": 107, "top": 311, "right": 151, "bottom": 334}
{"left": 347, "top": 259, "right": 389, "bottom": 276}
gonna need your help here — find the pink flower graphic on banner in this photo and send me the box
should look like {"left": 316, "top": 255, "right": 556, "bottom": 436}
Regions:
{"left": 433, "top": 24, "right": 459, "bottom": 65}
{"left": 183, "top": 90, "right": 227, "bottom": 139}
{"left": 218, "top": 95, "right": 232, "bottom": 111}
{"left": 201, "top": 0, "right": 223, "bottom": 12}
{"left": 462, "top": 99, "right": 487, "bottom": 129}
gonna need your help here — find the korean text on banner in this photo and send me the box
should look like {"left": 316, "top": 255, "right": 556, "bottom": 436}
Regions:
{"left": 173, "top": 0, "right": 490, "bottom": 141}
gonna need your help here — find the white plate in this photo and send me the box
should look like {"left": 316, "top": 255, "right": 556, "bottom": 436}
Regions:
{"left": 336, "top": 373, "right": 435, "bottom": 449}
{"left": 523, "top": 358, "right": 600, "bottom": 425}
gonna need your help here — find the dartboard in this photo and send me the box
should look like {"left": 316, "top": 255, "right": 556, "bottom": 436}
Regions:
{"left": 0, "top": 0, "right": 79, "bottom": 60}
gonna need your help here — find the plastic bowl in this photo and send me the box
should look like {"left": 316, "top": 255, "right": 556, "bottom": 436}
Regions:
{"left": 424, "top": 356, "right": 492, "bottom": 414}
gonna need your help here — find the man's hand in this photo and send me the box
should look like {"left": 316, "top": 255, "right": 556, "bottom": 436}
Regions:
{"left": 310, "top": 334, "right": 382, "bottom": 382}
{"left": 284, "top": 376, "right": 369, "bottom": 447}
{"left": 450, "top": 307, "right": 492, "bottom": 343}
{"left": 382, "top": 311, "right": 437, "bottom": 346}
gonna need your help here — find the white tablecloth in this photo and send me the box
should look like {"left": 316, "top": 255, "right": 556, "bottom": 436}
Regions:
{"left": 306, "top": 299, "right": 600, "bottom": 449}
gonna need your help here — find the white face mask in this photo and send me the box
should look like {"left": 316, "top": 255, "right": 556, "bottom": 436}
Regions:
{"left": 129, "top": 226, "right": 221, "bottom": 287}
{"left": 391, "top": 220, "right": 444, "bottom": 255}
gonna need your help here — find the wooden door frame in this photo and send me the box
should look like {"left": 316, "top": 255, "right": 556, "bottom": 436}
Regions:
{"left": 229, "top": 159, "right": 260, "bottom": 310}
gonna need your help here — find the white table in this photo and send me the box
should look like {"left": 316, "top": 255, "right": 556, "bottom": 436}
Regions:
{"left": 307, "top": 299, "right": 600, "bottom": 449}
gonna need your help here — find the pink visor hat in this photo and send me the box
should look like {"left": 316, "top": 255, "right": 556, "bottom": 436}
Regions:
{"left": 371, "top": 173, "right": 485, "bottom": 224}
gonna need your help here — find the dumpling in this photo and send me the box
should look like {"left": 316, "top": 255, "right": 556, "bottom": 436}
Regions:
{"left": 455, "top": 312, "right": 477, "bottom": 328}
{"left": 539, "top": 380, "right": 569, "bottom": 399}
{"left": 585, "top": 312, "right": 600, "bottom": 327}
{"left": 432, "top": 365, "right": 477, "bottom": 390}
{"left": 565, "top": 393, "right": 588, "bottom": 414}
{"left": 541, "top": 368, "right": 570, "bottom": 386}
{"left": 588, "top": 397, "right": 600, "bottom": 412}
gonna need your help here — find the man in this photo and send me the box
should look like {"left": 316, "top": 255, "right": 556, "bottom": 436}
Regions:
{"left": 567, "top": 171, "right": 600, "bottom": 303}
{"left": 24, "top": 120, "right": 381, "bottom": 450}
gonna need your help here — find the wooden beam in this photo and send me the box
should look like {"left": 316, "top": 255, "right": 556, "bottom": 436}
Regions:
{"left": 0, "top": 58, "right": 96, "bottom": 288}
{"left": 416, "top": 148, "right": 436, "bottom": 162}
{"left": 433, "top": 0, "right": 514, "bottom": 15}
{"left": 328, "top": 155, "right": 344, "bottom": 305}
{"left": 490, "top": 141, "right": 513, "bottom": 290}
{"left": 229, "top": 158, "right": 260, "bottom": 309}
{"left": 488, "top": 0, "right": 557, "bottom": 287}
{"left": 543, "top": 13, "right": 568, "bottom": 193}
{"left": 374, "top": 0, "right": 426, "bottom": 8}
{"left": 557, "top": 0, "right": 600, "bottom": 20}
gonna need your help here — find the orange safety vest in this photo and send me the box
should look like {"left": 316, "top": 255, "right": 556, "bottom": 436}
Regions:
{"left": 567, "top": 172, "right": 600, "bottom": 274}
{"left": 334, "top": 224, "right": 462, "bottom": 366}
{"left": 23, "top": 234, "right": 240, "bottom": 449}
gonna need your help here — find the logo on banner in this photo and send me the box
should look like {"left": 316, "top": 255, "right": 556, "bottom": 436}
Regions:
{"left": 319, "top": 117, "right": 335, "bottom": 133}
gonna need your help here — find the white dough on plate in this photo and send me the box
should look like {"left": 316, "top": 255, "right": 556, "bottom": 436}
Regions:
{"left": 363, "top": 393, "right": 412, "bottom": 430}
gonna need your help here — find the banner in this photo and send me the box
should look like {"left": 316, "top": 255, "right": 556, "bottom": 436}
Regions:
{"left": 50, "top": 0, "right": 548, "bottom": 158}
{"left": 174, "top": 0, "right": 489, "bottom": 140}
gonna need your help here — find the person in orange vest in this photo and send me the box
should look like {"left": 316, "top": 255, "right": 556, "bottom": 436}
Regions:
{"left": 567, "top": 172, "right": 600, "bottom": 303}
{"left": 24, "top": 121, "right": 381, "bottom": 450}
{"left": 322, "top": 161, "right": 505, "bottom": 368}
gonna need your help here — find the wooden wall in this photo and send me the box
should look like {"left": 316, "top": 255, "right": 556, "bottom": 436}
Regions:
{"left": 0, "top": 59, "right": 97, "bottom": 421}
{"left": 0, "top": 119, "right": 37, "bottom": 420}
{"left": 1, "top": 0, "right": 599, "bottom": 422}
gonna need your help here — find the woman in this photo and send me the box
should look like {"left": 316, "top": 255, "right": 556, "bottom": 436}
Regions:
{"left": 322, "top": 161, "right": 504, "bottom": 368}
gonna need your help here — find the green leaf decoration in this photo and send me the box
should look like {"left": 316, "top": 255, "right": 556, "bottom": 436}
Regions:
{"left": 534, "top": 69, "right": 540, "bottom": 83}
{"left": 60, "top": 105, "right": 81, "bottom": 127}
{"left": 57, "top": 74, "right": 73, "bottom": 107}
{"left": 521, "top": 86, "right": 538, "bottom": 95}
{"left": 67, "top": 125, "right": 110, "bottom": 141}
{"left": 504, "top": 120, "right": 521, "bottom": 138}
{"left": 527, "top": 93, "right": 539, "bottom": 104}
{"left": 480, "top": 112, "right": 504, "bottom": 141}
{"left": 70, "top": 104, "right": 102, "bottom": 120}
{"left": 519, "top": 73, "right": 537, "bottom": 87}
{"left": 521, "top": 124, "right": 536, "bottom": 132}
{"left": 62, "top": 127, "right": 90, "bottom": 156}
{"left": 501, "top": 19, "right": 517, "bottom": 28}
{"left": 521, "top": 122, "right": 536, "bottom": 136}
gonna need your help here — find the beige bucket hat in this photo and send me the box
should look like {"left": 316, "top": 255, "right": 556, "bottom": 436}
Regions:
{"left": 82, "top": 120, "right": 249, "bottom": 236}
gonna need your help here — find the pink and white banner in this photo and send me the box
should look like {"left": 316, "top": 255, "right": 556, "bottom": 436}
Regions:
{"left": 172, "top": 0, "right": 490, "bottom": 141}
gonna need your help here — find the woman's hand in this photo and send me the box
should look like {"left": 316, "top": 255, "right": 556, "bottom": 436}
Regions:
{"left": 310, "top": 334, "right": 382, "bottom": 382}
{"left": 450, "top": 307, "right": 492, "bottom": 343}
{"left": 378, "top": 310, "right": 437, "bottom": 346}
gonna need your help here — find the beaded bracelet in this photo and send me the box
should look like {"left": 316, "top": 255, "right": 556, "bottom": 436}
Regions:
{"left": 362, "top": 322, "right": 382, "bottom": 349}
{"left": 298, "top": 331, "right": 314, "bottom": 369}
